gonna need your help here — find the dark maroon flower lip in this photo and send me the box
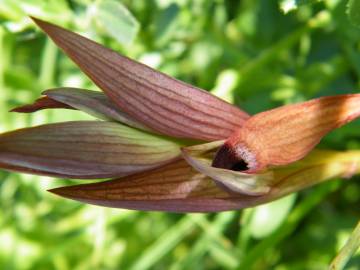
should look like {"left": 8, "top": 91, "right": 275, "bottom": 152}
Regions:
{"left": 0, "top": 17, "right": 359, "bottom": 212}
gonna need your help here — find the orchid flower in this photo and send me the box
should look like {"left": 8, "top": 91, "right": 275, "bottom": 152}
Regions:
{"left": 1, "top": 17, "right": 360, "bottom": 213}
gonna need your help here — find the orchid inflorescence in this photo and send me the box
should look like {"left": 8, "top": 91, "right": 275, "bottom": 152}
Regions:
{"left": 0, "top": 17, "right": 359, "bottom": 212}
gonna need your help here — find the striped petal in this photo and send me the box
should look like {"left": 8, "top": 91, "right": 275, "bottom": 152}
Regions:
{"left": 213, "top": 94, "right": 360, "bottom": 172}
{"left": 0, "top": 121, "right": 181, "bottom": 179}
{"left": 31, "top": 17, "right": 250, "bottom": 141}
{"left": 48, "top": 149, "right": 360, "bottom": 212}
{"left": 12, "top": 88, "right": 151, "bottom": 131}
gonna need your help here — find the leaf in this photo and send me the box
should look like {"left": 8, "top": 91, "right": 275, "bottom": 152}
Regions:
{"left": 347, "top": 0, "right": 360, "bottom": 28}
{"left": 213, "top": 94, "right": 360, "bottom": 172}
{"left": 181, "top": 141, "right": 274, "bottom": 195}
{"left": 30, "top": 17, "right": 250, "bottom": 141}
{"left": 12, "top": 88, "right": 151, "bottom": 131}
{"left": 95, "top": 0, "right": 139, "bottom": 45}
{"left": 48, "top": 149, "right": 360, "bottom": 212}
{"left": 0, "top": 121, "right": 182, "bottom": 179}
{"left": 154, "top": 3, "right": 179, "bottom": 45}
{"left": 248, "top": 194, "right": 296, "bottom": 239}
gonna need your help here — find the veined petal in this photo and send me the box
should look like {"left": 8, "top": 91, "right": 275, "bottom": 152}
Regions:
{"left": 12, "top": 88, "right": 151, "bottom": 131}
{"left": 51, "top": 160, "right": 237, "bottom": 212}
{"left": 181, "top": 141, "right": 274, "bottom": 195}
{"left": 49, "top": 149, "right": 360, "bottom": 213}
{"left": 213, "top": 94, "right": 360, "bottom": 172}
{"left": 0, "top": 121, "right": 181, "bottom": 179}
{"left": 31, "top": 17, "right": 250, "bottom": 141}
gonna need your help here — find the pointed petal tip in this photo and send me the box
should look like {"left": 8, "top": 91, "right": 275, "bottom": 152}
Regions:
{"left": 48, "top": 185, "right": 101, "bottom": 207}
{"left": 48, "top": 186, "right": 77, "bottom": 200}
{"left": 30, "top": 16, "right": 45, "bottom": 26}
{"left": 47, "top": 187, "right": 65, "bottom": 197}
{"left": 9, "top": 108, "right": 21, "bottom": 113}
{"left": 9, "top": 97, "right": 74, "bottom": 113}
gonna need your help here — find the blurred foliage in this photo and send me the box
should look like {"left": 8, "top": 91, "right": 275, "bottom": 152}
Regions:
{"left": 0, "top": 0, "right": 359, "bottom": 269}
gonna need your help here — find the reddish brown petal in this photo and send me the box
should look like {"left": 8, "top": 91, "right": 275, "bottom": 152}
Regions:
{"left": 49, "top": 160, "right": 251, "bottom": 212}
{"left": 0, "top": 121, "right": 181, "bottom": 179}
{"left": 49, "top": 149, "right": 360, "bottom": 212}
{"left": 11, "top": 96, "right": 73, "bottom": 112}
{"left": 31, "top": 17, "right": 249, "bottom": 141}
{"left": 213, "top": 94, "right": 360, "bottom": 172}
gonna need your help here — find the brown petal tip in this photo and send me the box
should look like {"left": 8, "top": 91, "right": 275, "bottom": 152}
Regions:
{"left": 10, "top": 97, "right": 73, "bottom": 113}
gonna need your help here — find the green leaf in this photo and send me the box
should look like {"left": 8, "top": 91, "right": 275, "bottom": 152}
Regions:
{"left": 347, "top": 0, "right": 360, "bottom": 28}
{"left": 95, "top": 0, "right": 140, "bottom": 45}
{"left": 248, "top": 194, "right": 296, "bottom": 239}
{"left": 155, "top": 3, "right": 179, "bottom": 45}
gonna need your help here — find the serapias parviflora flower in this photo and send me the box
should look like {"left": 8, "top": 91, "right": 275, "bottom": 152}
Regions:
{"left": 1, "top": 17, "right": 359, "bottom": 212}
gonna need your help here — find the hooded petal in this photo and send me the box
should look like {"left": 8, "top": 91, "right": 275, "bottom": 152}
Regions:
{"left": 12, "top": 88, "right": 151, "bottom": 131}
{"left": 213, "top": 94, "right": 360, "bottom": 172}
{"left": 0, "top": 121, "right": 182, "bottom": 179}
{"left": 48, "top": 149, "right": 360, "bottom": 212}
{"left": 181, "top": 141, "right": 274, "bottom": 195}
{"left": 30, "top": 17, "right": 250, "bottom": 141}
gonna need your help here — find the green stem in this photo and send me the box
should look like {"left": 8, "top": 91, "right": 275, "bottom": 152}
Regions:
{"left": 171, "top": 213, "right": 236, "bottom": 270}
{"left": 0, "top": 26, "right": 4, "bottom": 89}
{"left": 128, "top": 216, "right": 196, "bottom": 270}
{"left": 329, "top": 221, "right": 360, "bottom": 270}
{"left": 0, "top": 26, "right": 6, "bottom": 132}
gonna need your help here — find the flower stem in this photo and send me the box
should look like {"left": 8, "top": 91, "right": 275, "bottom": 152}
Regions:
{"left": 329, "top": 220, "right": 360, "bottom": 270}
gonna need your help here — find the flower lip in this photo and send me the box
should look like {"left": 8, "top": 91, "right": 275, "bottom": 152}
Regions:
{"left": 212, "top": 142, "right": 258, "bottom": 172}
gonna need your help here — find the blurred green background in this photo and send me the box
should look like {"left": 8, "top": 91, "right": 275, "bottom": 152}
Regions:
{"left": 0, "top": 0, "right": 359, "bottom": 269}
